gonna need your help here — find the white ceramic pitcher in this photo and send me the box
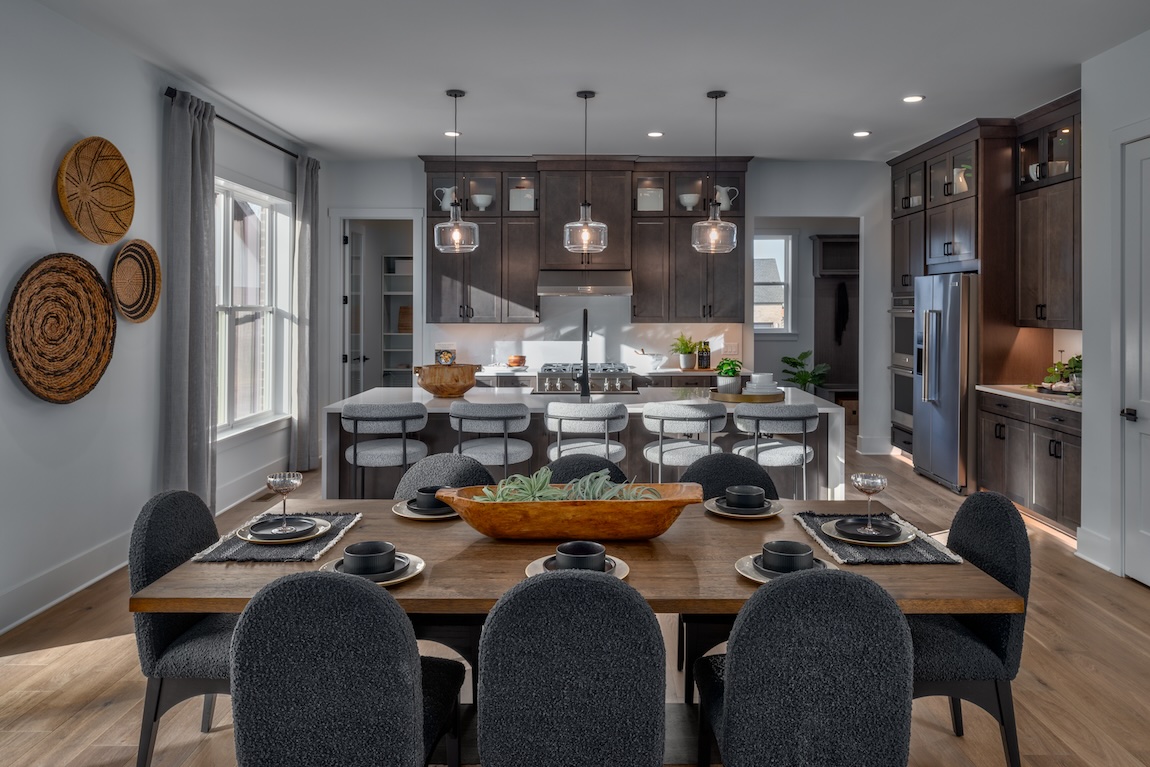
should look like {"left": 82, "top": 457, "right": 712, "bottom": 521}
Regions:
{"left": 433, "top": 186, "right": 457, "bottom": 212}
{"left": 714, "top": 185, "right": 739, "bottom": 211}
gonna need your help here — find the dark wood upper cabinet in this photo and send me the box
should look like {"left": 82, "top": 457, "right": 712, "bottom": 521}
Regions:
{"left": 632, "top": 171, "right": 669, "bottom": 217}
{"left": 669, "top": 218, "right": 745, "bottom": 323}
{"left": 1016, "top": 179, "right": 1079, "bottom": 328}
{"left": 630, "top": 218, "right": 670, "bottom": 322}
{"left": 891, "top": 211, "right": 925, "bottom": 294}
{"left": 539, "top": 170, "right": 631, "bottom": 270}
{"left": 925, "top": 196, "right": 977, "bottom": 268}
{"left": 926, "top": 141, "right": 977, "bottom": 208}
{"left": 424, "top": 219, "right": 503, "bottom": 323}
{"left": 502, "top": 218, "right": 540, "bottom": 323}
{"left": 891, "top": 160, "right": 926, "bottom": 218}
{"left": 503, "top": 171, "right": 539, "bottom": 216}
{"left": 1017, "top": 115, "right": 1077, "bottom": 192}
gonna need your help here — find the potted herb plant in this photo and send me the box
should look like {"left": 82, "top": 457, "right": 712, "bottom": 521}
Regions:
{"left": 781, "top": 350, "right": 830, "bottom": 392}
{"left": 671, "top": 333, "right": 699, "bottom": 370}
{"left": 714, "top": 358, "right": 743, "bottom": 394}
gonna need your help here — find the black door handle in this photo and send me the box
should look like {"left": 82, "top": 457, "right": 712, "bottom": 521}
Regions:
{"left": 1048, "top": 439, "right": 1057, "bottom": 457}
{"left": 943, "top": 182, "right": 952, "bottom": 196}
{"left": 1036, "top": 305, "right": 1042, "bottom": 320}
{"left": 1121, "top": 408, "right": 1139, "bottom": 422}
{"left": 902, "top": 196, "right": 910, "bottom": 209}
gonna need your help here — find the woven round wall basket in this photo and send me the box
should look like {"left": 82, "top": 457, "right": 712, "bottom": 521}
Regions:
{"left": 5, "top": 253, "right": 117, "bottom": 404}
{"left": 56, "top": 136, "right": 135, "bottom": 244}
{"left": 110, "top": 239, "right": 161, "bottom": 322}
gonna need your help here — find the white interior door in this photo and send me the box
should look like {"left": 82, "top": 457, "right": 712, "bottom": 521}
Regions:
{"left": 343, "top": 227, "right": 364, "bottom": 398}
{"left": 1122, "top": 135, "right": 1150, "bottom": 585}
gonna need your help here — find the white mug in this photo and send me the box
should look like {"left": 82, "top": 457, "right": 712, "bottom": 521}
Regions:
{"left": 1027, "top": 164, "right": 1042, "bottom": 182}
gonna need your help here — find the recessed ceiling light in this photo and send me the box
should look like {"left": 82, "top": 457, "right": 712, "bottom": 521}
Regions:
{"left": 853, "top": 131, "right": 871, "bottom": 138}
{"left": 647, "top": 131, "right": 664, "bottom": 138}
{"left": 1061, "top": 127, "right": 1071, "bottom": 133}
{"left": 444, "top": 130, "right": 461, "bottom": 137}
{"left": 903, "top": 95, "right": 925, "bottom": 103}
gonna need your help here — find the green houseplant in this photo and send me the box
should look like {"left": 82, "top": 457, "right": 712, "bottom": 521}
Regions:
{"left": 714, "top": 358, "right": 743, "bottom": 394}
{"left": 671, "top": 332, "right": 699, "bottom": 370}
{"left": 781, "top": 350, "right": 830, "bottom": 392}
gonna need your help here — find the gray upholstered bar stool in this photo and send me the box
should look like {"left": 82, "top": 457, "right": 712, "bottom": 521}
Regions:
{"left": 731, "top": 402, "right": 819, "bottom": 499}
{"left": 544, "top": 401, "right": 629, "bottom": 463}
{"left": 640, "top": 402, "right": 727, "bottom": 482}
{"left": 449, "top": 401, "right": 533, "bottom": 478}
{"left": 341, "top": 402, "right": 429, "bottom": 498}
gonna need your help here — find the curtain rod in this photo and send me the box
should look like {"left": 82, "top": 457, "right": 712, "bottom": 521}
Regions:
{"left": 165, "top": 87, "right": 299, "bottom": 160}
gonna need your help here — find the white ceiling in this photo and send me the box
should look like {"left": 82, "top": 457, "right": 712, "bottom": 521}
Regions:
{"left": 35, "top": 0, "right": 1150, "bottom": 163}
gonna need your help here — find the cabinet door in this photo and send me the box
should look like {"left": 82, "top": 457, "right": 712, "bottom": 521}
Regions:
{"left": 585, "top": 170, "right": 632, "bottom": 269}
{"left": 1042, "top": 180, "right": 1077, "bottom": 328}
{"left": 502, "top": 218, "right": 540, "bottom": 323}
{"left": 891, "top": 212, "right": 924, "bottom": 293}
{"left": 465, "top": 220, "right": 502, "bottom": 323}
{"left": 1016, "top": 189, "right": 1046, "bottom": 325}
{"left": 925, "top": 205, "right": 952, "bottom": 267}
{"left": 669, "top": 218, "right": 708, "bottom": 322}
{"left": 1060, "top": 432, "right": 1081, "bottom": 528}
{"left": 539, "top": 172, "right": 584, "bottom": 269}
{"left": 426, "top": 222, "right": 466, "bottom": 323}
{"left": 1043, "top": 117, "right": 1076, "bottom": 185}
{"left": 977, "top": 411, "right": 1007, "bottom": 494}
{"left": 1030, "top": 424, "right": 1061, "bottom": 521}
{"left": 1002, "top": 415, "right": 1031, "bottom": 506}
{"left": 893, "top": 162, "right": 926, "bottom": 218}
{"left": 631, "top": 218, "right": 669, "bottom": 322}
{"left": 927, "top": 142, "right": 977, "bottom": 207}
{"left": 949, "top": 196, "right": 977, "bottom": 264}
{"left": 460, "top": 171, "right": 502, "bottom": 217}
{"left": 708, "top": 226, "right": 745, "bottom": 322}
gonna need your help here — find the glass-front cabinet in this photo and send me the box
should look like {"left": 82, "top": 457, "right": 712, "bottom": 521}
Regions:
{"left": 669, "top": 171, "right": 744, "bottom": 216}
{"left": 632, "top": 172, "right": 668, "bottom": 216}
{"left": 426, "top": 169, "right": 502, "bottom": 218}
{"left": 1017, "top": 117, "right": 1076, "bottom": 190}
{"left": 891, "top": 160, "right": 925, "bottom": 218}
{"left": 926, "top": 141, "right": 977, "bottom": 208}
{"left": 503, "top": 171, "right": 538, "bottom": 216}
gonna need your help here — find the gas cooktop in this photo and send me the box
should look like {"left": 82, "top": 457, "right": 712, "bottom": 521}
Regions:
{"left": 538, "top": 362, "right": 631, "bottom": 374}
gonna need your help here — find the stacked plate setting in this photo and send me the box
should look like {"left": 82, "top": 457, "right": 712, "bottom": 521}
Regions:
{"left": 743, "top": 372, "right": 780, "bottom": 395}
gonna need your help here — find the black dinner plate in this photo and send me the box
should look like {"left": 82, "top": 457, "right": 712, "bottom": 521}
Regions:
{"left": 249, "top": 517, "right": 317, "bottom": 540}
{"left": 542, "top": 556, "right": 618, "bottom": 575}
{"left": 332, "top": 554, "right": 411, "bottom": 582}
{"left": 833, "top": 516, "right": 904, "bottom": 542}
{"left": 752, "top": 555, "right": 829, "bottom": 578}
{"left": 713, "top": 498, "right": 774, "bottom": 516}
{"left": 405, "top": 499, "right": 454, "bottom": 516}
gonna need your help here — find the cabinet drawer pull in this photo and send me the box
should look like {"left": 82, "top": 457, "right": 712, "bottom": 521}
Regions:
{"left": 1050, "top": 416, "right": 1065, "bottom": 422}
{"left": 1048, "top": 439, "right": 1058, "bottom": 457}
{"left": 995, "top": 403, "right": 1009, "bottom": 408}
{"left": 902, "top": 274, "right": 910, "bottom": 286}
{"left": 459, "top": 305, "right": 464, "bottom": 318}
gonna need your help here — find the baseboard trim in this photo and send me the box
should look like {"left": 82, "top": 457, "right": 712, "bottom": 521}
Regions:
{"left": 855, "top": 434, "right": 895, "bottom": 455}
{"left": 1074, "top": 527, "right": 1117, "bottom": 574}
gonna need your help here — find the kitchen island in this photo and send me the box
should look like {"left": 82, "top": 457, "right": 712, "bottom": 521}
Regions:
{"left": 323, "top": 387, "right": 844, "bottom": 501}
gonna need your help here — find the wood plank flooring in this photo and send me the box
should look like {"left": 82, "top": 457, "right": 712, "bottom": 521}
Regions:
{"left": 2, "top": 433, "right": 1148, "bottom": 766}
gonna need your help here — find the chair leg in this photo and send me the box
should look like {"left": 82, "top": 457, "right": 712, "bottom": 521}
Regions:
{"left": 445, "top": 694, "right": 462, "bottom": 767}
{"left": 200, "top": 693, "right": 215, "bottom": 733}
{"left": 676, "top": 615, "right": 685, "bottom": 671}
{"left": 696, "top": 700, "right": 714, "bottom": 767}
{"left": 136, "top": 677, "right": 163, "bottom": 767}
{"left": 949, "top": 696, "right": 964, "bottom": 736}
{"left": 995, "top": 680, "right": 1021, "bottom": 767}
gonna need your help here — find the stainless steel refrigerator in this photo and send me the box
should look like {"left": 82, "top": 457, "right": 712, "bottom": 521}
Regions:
{"left": 913, "top": 273, "right": 978, "bottom": 493}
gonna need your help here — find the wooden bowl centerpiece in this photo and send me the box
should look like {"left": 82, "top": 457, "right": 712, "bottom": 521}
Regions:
{"left": 413, "top": 363, "right": 481, "bottom": 397}
{"left": 435, "top": 471, "right": 702, "bottom": 540}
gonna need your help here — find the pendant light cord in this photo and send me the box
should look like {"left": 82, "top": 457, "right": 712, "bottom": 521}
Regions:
{"left": 453, "top": 93, "right": 459, "bottom": 200}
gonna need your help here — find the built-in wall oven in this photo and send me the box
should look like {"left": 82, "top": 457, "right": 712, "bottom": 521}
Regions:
{"left": 891, "top": 296, "right": 915, "bottom": 369}
{"left": 891, "top": 365, "right": 914, "bottom": 430}
{"left": 890, "top": 295, "right": 915, "bottom": 453}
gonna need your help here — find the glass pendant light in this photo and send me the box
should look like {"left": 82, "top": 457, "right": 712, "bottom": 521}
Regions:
{"left": 563, "top": 91, "right": 608, "bottom": 254}
{"left": 434, "top": 89, "right": 479, "bottom": 253}
{"left": 692, "top": 90, "right": 738, "bottom": 254}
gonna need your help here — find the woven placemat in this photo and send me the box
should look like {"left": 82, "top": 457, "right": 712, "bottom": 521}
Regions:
{"left": 795, "top": 511, "right": 962, "bottom": 566}
{"left": 194, "top": 511, "right": 362, "bottom": 563}
{"left": 5, "top": 253, "right": 116, "bottom": 403}
{"left": 110, "top": 239, "right": 161, "bottom": 322}
{"left": 56, "top": 136, "right": 135, "bottom": 244}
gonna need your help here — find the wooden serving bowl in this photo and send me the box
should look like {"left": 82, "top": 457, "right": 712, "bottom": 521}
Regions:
{"left": 435, "top": 483, "right": 703, "bottom": 540}
{"left": 413, "top": 363, "right": 481, "bottom": 397}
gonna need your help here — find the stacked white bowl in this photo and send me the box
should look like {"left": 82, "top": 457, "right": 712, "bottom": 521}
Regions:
{"left": 743, "top": 372, "right": 780, "bottom": 394}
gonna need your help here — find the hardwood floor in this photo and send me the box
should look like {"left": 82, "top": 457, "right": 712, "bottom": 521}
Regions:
{"left": 2, "top": 433, "right": 1149, "bottom": 766}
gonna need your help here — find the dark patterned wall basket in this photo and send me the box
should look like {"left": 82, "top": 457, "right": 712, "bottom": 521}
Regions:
{"left": 56, "top": 136, "right": 135, "bottom": 244}
{"left": 5, "top": 254, "right": 117, "bottom": 404}
{"left": 110, "top": 239, "right": 161, "bottom": 322}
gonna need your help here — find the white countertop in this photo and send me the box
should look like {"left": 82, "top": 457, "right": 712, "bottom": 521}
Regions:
{"left": 976, "top": 384, "right": 1083, "bottom": 411}
{"left": 325, "top": 386, "right": 842, "bottom": 415}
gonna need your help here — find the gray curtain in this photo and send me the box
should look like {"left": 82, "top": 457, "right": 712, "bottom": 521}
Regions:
{"left": 290, "top": 156, "right": 321, "bottom": 470}
{"left": 161, "top": 90, "right": 217, "bottom": 509}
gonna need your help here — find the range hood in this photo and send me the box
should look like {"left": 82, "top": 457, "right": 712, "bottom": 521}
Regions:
{"left": 536, "top": 270, "right": 633, "bottom": 296}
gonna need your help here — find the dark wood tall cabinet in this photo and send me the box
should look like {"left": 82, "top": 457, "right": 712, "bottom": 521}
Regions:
{"left": 669, "top": 217, "right": 745, "bottom": 323}
{"left": 630, "top": 218, "right": 670, "bottom": 322}
{"left": 502, "top": 219, "right": 540, "bottom": 323}
{"left": 891, "top": 211, "right": 924, "bottom": 293}
{"left": 425, "top": 219, "right": 502, "bottom": 323}
{"left": 539, "top": 169, "right": 631, "bottom": 270}
{"left": 1016, "top": 179, "right": 1079, "bottom": 328}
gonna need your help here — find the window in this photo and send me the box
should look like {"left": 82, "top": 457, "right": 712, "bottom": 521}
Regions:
{"left": 753, "top": 232, "right": 792, "bottom": 333}
{"left": 214, "top": 179, "right": 293, "bottom": 430}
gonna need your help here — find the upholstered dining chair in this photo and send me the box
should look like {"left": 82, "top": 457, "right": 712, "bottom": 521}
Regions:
{"left": 694, "top": 569, "right": 914, "bottom": 767}
{"left": 908, "top": 491, "right": 1031, "bottom": 767}
{"left": 394, "top": 453, "right": 495, "bottom": 501}
{"left": 543, "top": 400, "right": 629, "bottom": 463}
{"left": 129, "top": 490, "right": 235, "bottom": 767}
{"left": 546, "top": 453, "right": 628, "bottom": 484}
{"left": 342, "top": 402, "right": 429, "bottom": 498}
{"left": 731, "top": 402, "right": 820, "bottom": 499}
{"left": 640, "top": 401, "right": 727, "bottom": 482}
{"left": 680, "top": 452, "right": 780, "bottom": 502}
{"left": 231, "top": 571, "right": 465, "bottom": 767}
{"left": 478, "top": 570, "right": 666, "bottom": 766}
{"left": 449, "top": 401, "right": 532, "bottom": 477}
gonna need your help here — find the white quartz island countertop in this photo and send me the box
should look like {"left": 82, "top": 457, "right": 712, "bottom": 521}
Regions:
{"left": 323, "top": 386, "right": 845, "bottom": 500}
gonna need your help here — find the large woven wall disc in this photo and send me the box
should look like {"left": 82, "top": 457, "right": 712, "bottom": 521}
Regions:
{"left": 5, "top": 254, "right": 117, "bottom": 403}
{"left": 56, "top": 136, "right": 135, "bottom": 244}
{"left": 110, "top": 239, "right": 161, "bottom": 322}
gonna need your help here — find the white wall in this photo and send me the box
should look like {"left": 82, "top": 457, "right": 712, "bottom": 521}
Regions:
{"left": 1078, "top": 28, "right": 1150, "bottom": 572}
{"left": 744, "top": 160, "right": 891, "bottom": 453}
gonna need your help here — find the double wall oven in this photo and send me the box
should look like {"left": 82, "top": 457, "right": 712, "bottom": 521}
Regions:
{"left": 890, "top": 296, "right": 914, "bottom": 452}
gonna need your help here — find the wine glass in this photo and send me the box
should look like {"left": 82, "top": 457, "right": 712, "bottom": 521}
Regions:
{"left": 849, "top": 472, "right": 888, "bottom": 535}
{"left": 265, "top": 472, "right": 305, "bottom": 534}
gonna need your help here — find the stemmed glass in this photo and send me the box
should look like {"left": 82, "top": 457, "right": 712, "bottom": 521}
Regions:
{"left": 265, "top": 472, "right": 305, "bottom": 534}
{"left": 849, "top": 472, "right": 889, "bottom": 535}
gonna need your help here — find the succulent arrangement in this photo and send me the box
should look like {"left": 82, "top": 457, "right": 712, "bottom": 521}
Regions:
{"left": 475, "top": 467, "right": 662, "bottom": 503}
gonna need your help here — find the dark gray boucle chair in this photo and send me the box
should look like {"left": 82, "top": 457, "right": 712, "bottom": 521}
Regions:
{"left": 231, "top": 571, "right": 465, "bottom": 767}
{"left": 680, "top": 452, "right": 780, "bottom": 501}
{"left": 394, "top": 453, "right": 495, "bottom": 500}
{"left": 129, "top": 490, "right": 235, "bottom": 767}
{"left": 478, "top": 570, "right": 666, "bottom": 766}
{"left": 694, "top": 569, "right": 913, "bottom": 767}
{"left": 545, "top": 453, "right": 628, "bottom": 484}
{"left": 908, "top": 491, "right": 1031, "bottom": 767}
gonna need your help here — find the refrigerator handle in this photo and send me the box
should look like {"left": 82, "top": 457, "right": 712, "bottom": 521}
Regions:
{"left": 921, "top": 309, "right": 939, "bottom": 402}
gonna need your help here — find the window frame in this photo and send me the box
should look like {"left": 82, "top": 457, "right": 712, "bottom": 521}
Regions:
{"left": 752, "top": 229, "right": 795, "bottom": 335}
{"left": 214, "top": 177, "right": 294, "bottom": 434}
